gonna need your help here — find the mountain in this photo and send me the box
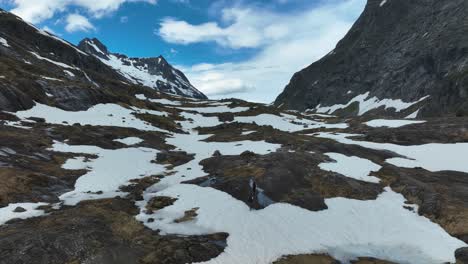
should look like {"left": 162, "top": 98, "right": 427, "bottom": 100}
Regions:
{"left": 1, "top": 6, "right": 468, "bottom": 264}
{"left": 78, "top": 38, "right": 206, "bottom": 99}
{"left": 0, "top": 10, "right": 205, "bottom": 114}
{"left": 275, "top": 0, "right": 468, "bottom": 118}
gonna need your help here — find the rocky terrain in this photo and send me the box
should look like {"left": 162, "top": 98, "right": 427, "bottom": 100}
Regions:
{"left": 1, "top": 5, "right": 468, "bottom": 264}
{"left": 275, "top": 0, "right": 468, "bottom": 118}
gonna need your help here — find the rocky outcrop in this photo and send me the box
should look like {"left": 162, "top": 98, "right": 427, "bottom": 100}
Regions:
{"left": 275, "top": 0, "right": 468, "bottom": 117}
{"left": 78, "top": 38, "right": 207, "bottom": 99}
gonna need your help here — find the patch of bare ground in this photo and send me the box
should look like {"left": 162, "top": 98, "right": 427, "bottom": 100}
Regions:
{"left": 0, "top": 198, "right": 228, "bottom": 264}
{"left": 190, "top": 151, "right": 382, "bottom": 210}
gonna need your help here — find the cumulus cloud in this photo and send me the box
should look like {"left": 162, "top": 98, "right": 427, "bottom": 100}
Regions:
{"left": 159, "top": 8, "right": 289, "bottom": 49}
{"left": 65, "top": 13, "right": 95, "bottom": 32}
{"left": 9, "top": 0, "right": 156, "bottom": 24}
{"left": 170, "top": 0, "right": 366, "bottom": 102}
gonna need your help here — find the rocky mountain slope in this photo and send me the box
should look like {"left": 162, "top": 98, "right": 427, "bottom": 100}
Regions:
{"left": 275, "top": 0, "right": 468, "bottom": 118}
{"left": 1, "top": 6, "right": 468, "bottom": 264}
{"left": 78, "top": 38, "right": 206, "bottom": 99}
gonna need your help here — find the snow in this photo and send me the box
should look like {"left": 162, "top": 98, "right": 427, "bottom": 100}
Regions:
{"left": 53, "top": 142, "right": 165, "bottom": 205}
{"left": 365, "top": 119, "right": 426, "bottom": 128}
{"left": 405, "top": 109, "right": 420, "bottom": 119}
{"left": 41, "top": 76, "right": 63, "bottom": 82}
{"left": 113, "top": 137, "right": 144, "bottom": 146}
{"left": 233, "top": 113, "right": 348, "bottom": 132}
{"left": 180, "top": 105, "right": 250, "bottom": 113}
{"left": 63, "top": 70, "right": 75, "bottom": 77}
{"left": 81, "top": 70, "right": 99, "bottom": 87}
{"left": 0, "top": 37, "right": 10, "bottom": 47}
{"left": 138, "top": 184, "right": 464, "bottom": 264}
{"left": 2, "top": 120, "right": 32, "bottom": 129}
{"left": 29, "top": 52, "right": 78, "bottom": 70}
{"left": 315, "top": 92, "right": 430, "bottom": 116}
{"left": 0, "top": 203, "right": 47, "bottom": 225}
{"left": 315, "top": 133, "right": 468, "bottom": 173}
{"left": 14, "top": 103, "right": 169, "bottom": 133}
{"left": 85, "top": 40, "right": 106, "bottom": 55}
{"left": 45, "top": 92, "right": 53, "bottom": 97}
{"left": 241, "top": 131, "right": 256, "bottom": 136}
{"left": 380, "top": 0, "right": 388, "bottom": 7}
{"left": 319, "top": 153, "right": 381, "bottom": 183}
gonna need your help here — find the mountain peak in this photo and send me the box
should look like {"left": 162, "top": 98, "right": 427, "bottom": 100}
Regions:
{"left": 78, "top": 38, "right": 109, "bottom": 59}
{"left": 77, "top": 37, "right": 207, "bottom": 99}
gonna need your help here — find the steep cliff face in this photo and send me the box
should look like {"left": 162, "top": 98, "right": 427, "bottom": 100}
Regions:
{"left": 78, "top": 38, "right": 207, "bottom": 99}
{"left": 275, "top": 0, "right": 468, "bottom": 117}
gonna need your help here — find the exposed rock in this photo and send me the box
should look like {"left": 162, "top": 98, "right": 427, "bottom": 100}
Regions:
{"left": 174, "top": 208, "right": 199, "bottom": 223}
{"left": 146, "top": 196, "right": 177, "bottom": 213}
{"left": 12, "top": 207, "right": 26, "bottom": 213}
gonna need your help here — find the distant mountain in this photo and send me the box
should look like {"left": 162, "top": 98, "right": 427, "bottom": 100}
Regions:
{"left": 275, "top": 0, "right": 468, "bottom": 118}
{"left": 78, "top": 38, "right": 206, "bottom": 99}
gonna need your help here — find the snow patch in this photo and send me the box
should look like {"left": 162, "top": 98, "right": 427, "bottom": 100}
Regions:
{"left": 0, "top": 203, "right": 48, "bottom": 225}
{"left": 139, "top": 184, "right": 464, "bottom": 264}
{"left": 365, "top": 119, "right": 426, "bottom": 128}
{"left": 53, "top": 142, "right": 165, "bottom": 206}
{"left": 113, "top": 137, "right": 144, "bottom": 146}
{"left": 319, "top": 153, "right": 381, "bottom": 183}
{"left": 0, "top": 37, "right": 10, "bottom": 47}
{"left": 30, "top": 52, "right": 78, "bottom": 70}
{"left": 14, "top": 103, "right": 169, "bottom": 133}
{"left": 315, "top": 133, "right": 468, "bottom": 173}
{"left": 314, "top": 93, "right": 429, "bottom": 116}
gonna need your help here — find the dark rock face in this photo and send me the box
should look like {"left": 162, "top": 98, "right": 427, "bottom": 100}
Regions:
{"left": 78, "top": 38, "right": 207, "bottom": 99}
{"left": 275, "top": 0, "right": 468, "bottom": 117}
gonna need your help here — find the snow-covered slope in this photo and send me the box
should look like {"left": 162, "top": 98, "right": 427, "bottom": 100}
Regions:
{"left": 78, "top": 38, "right": 206, "bottom": 99}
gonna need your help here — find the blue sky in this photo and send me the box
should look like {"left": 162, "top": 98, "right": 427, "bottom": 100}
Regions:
{"left": 0, "top": 0, "right": 366, "bottom": 102}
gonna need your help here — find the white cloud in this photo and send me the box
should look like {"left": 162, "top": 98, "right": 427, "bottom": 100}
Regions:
{"left": 172, "top": 0, "right": 366, "bottom": 102}
{"left": 65, "top": 13, "right": 95, "bottom": 32}
{"left": 9, "top": 0, "right": 157, "bottom": 24}
{"left": 41, "top": 26, "right": 59, "bottom": 35}
{"left": 120, "top": 16, "right": 129, "bottom": 23}
{"left": 159, "top": 8, "right": 289, "bottom": 49}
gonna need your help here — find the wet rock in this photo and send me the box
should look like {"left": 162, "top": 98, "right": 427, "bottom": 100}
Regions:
{"left": 13, "top": 206, "right": 26, "bottom": 213}
{"left": 456, "top": 247, "right": 468, "bottom": 263}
